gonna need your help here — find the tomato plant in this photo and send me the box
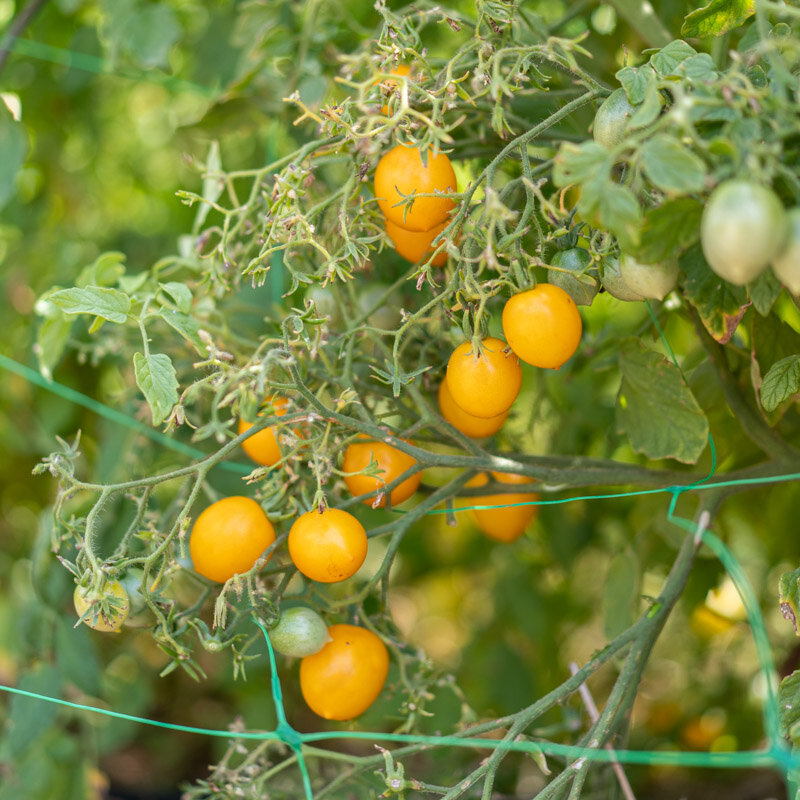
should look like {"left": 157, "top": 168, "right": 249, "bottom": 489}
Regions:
{"left": 374, "top": 145, "right": 457, "bottom": 231}
{"left": 238, "top": 396, "right": 289, "bottom": 467}
{"left": 342, "top": 438, "right": 420, "bottom": 507}
{"left": 288, "top": 507, "right": 368, "bottom": 583}
{"left": 502, "top": 283, "right": 582, "bottom": 370}
{"left": 73, "top": 579, "right": 130, "bottom": 633}
{"left": 299, "top": 624, "right": 389, "bottom": 720}
{"left": 437, "top": 378, "right": 508, "bottom": 438}
{"left": 385, "top": 219, "right": 448, "bottom": 266}
{"left": 700, "top": 180, "right": 788, "bottom": 286}
{"left": 446, "top": 337, "right": 522, "bottom": 418}
{"left": 190, "top": 497, "right": 276, "bottom": 583}
{"left": 269, "top": 606, "right": 331, "bottom": 657}
{"left": 465, "top": 472, "right": 539, "bottom": 543}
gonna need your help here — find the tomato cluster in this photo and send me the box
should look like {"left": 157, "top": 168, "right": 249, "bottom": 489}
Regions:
{"left": 374, "top": 137, "right": 457, "bottom": 267}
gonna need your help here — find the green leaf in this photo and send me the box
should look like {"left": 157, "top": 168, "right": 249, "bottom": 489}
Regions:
{"left": 133, "top": 352, "right": 179, "bottom": 425}
{"left": 616, "top": 340, "right": 709, "bottom": 464}
{"left": 628, "top": 84, "right": 663, "bottom": 130}
{"left": 751, "top": 313, "right": 800, "bottom": 377}
{"left": 104, "top": 0, "right": 182, "bottom": 69}
{"left": 680, "top": 244, "right": 748, "bottom": 343}
{"left": 35, "top": 312, "right": 73, "bottom": 380}
{"left": 604, "top": 551, "right": 639, "bottom": 638}
{"left": 3, "top": 663, "right": 62, "bottom": 757}
{"left": 55, "top": 617, "right": 101, "bottom": 696}
{"left": 76, "top": 251, "right": 126, "bottom": 288}
{"left": 553, "top": 142, "right": 609, "bottom": 187}
{"left": 681, "top": 0, "right": 754, "bottom": 38}
{"left": 158, "top": 308, "right": 206, "bottom": 354}
{"left": 779, "top": 668, "right": 800, "bottom": 744}
{"left": 747, "top": 268, "right": 782, "bottom": 317}
{"left": 780, "top": 567, "right": 800, "bottom": 637}
{"left": 760, "top": 356, "right": 800, "bottom": 413}
{"left": 580, "top": 176, "right": 642, "bottom": 251}
{"left": 675, "top": 53, "right": 718, "bottom": 82}
{"left": 0, "top": 102, "right": 28, "bottom": 209}
{"left": 48, "top": 286, "right": 131, "bottom": 324}
{"left": 159, "top": 281, "right": 193, "bottom": 314}
{"left": 630, "top": 198, "right": 702, "bottom": 263}
{"left": 615, "top": 65, "right": 654, "bottom": 105}
{"left": 649, "top": 40, "right": 697, "bottom": 76}
{"left": 640, "top": 135, "right": 707, "bottom": 195}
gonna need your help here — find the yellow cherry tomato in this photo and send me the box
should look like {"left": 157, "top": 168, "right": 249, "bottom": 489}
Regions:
{"left": 437, "top": 378, "right": 508, "bottom": 438}
{"left": 465, "top": 472, "right": 539, "bottom": 543}
{"left": 385, "top": 219, "right": 448, "bottom": 267}
{"left": 299, "top": 624, "right": 389, "bottom": 720}
{"left": 446, "top": 337, "right": 521, "bottom": 419}
{"left": 374, "top": 145, "right": 457, "bottom": 232}
{"left": 342, "top": 438, "right": 421, "bottom": 507}
{"left": 73, "top": 579, "right": 130, "bottom": 633}
{"left": 380, "top": 64, "right": 411, "bottom": 115}
{"left": 502, "top": 283, "right": 582, "bottom": 369}
{"left": 238, "top": 396, "right": 289, "bottom": 467}
{"left": 288, "top": 508, "right": 368, "bottom": 583}
{"left": 190, "top": 496, "right": 276, "bottom": 583}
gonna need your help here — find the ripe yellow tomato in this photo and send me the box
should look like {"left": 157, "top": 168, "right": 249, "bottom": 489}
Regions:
{"left": 342, "top": 438, "right": 421, "bottom": 507}
{"left": 385, "top": 219, "right": 448, "bottom": 267}
{"left": 374, "top": 145, "right": 457, "bottom": 232}
{"left": 502, "top": 283, "right": 582, "bottom": 370}
{"left": 437, "top": 378, "right": 508, "bottom": 438}
{"left": 73, "top": 579, "right": 130, "bottom": 633}
{"left": 446, "top": 337, "right": 521, "bottom": 419}
{"left": 190, "top": 496, "right": 276, "bottom": 583}
{"left": 238, "top": 396, "right": 289, "bottom": 467}
{"left": 465, "top": 472, "right": 539, "bottom": 543}
{"left": 288, "top": 508, "right": 368, "bottom": 583}
{"left": 299, "top": 624, "right": 389, "bottom": 720}
{"left": 380, "top": 64, "right": 411, "bottom": 115}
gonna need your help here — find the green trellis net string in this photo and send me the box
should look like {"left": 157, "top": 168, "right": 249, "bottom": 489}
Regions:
{"left": 1, "top": 36, "right": 799, "bottom": 796}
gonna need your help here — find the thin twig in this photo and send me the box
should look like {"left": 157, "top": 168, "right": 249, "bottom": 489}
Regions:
{"left": 569, "top": 662, "right": 637, "bottom": 800}
{"left": 0, "top": 0, "right": 49, "bottom": 77}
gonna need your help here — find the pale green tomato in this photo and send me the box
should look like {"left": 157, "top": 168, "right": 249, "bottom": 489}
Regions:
{"left": 270, "top": 606, "right": 331, "bottom": 658}
{"left": 593, "top": 89, "right": 634, "bottom": 149}
{"left": 548, "top": 248, "right": 598, "bottom": 306}
{"left": 599, "top": 257, "right": 644, "bottom": 302}
{"left": 74, "top": 580, "right": 130, "bottom": 633}
{"left": 358, "top": 285, "right": 402, "bottom": 330}
{"left": 701, "top": 180, "right": 788, "bottom": 286}
{"left": 772, "top": 208, "right": 800, "bottom": 295}
{"left": 305, "top": 285, "right": 343, "bottom": 327}
{"left": 619, "top": 255, "right": 679, "bottom": 300}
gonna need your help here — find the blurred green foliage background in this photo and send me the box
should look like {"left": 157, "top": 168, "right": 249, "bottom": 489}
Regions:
{"left": 0, "top": 1, "right": 797, "bottom": 798}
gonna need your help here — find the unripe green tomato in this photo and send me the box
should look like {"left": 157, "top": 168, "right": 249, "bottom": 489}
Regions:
{"left": 618, "top": 255, "right": 679, "bottom": 300}
{"left": 599, "top": 257, "right": 644, "bottom": 302}
{"left": 270, "top": 606, "right": 331, "bottom": 658}
{"left": 305, "top": 285, "right": 343, "bottom": 327}
{"left": 358, "top": 285, "right": 402, "bottom": 330}
{"left": 548, "top": 248, "right": 598, "bottom": 306}
{"left": 74, "top": 580, "right": 130, "bottom": 633}
{"left": 593, "top": 89, "right": 634, "bottom": 149}
{"left": 772, "top": 208, "right": 800, "bottom": 295}
{"left": 701, "top": 180, "right": 788, "bottom": 286}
